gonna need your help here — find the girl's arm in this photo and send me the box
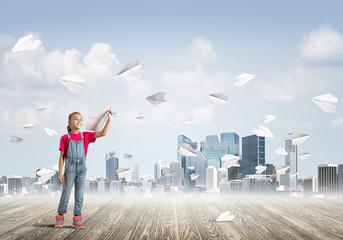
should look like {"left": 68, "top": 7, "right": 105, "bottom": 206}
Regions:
{"left": 95, "top": 110, "right": 115, "bottom": 139}
{"left": 58, "top": 151, "right": 64, "bottom": 184}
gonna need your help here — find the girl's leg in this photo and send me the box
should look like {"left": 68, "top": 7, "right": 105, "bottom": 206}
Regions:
{"left": 74, "top": 162, "right": 87, "bottom": 216}
{"left": 57, "top": 163, "right": 76, "bottom": 214}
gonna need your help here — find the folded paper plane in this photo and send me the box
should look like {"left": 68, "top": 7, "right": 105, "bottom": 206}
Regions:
{"left": 135, "top": 114, "right": 144, "bottom": 120}
{"left": 44, "top": 128, "right": 57, "bottom": 137}
{"left": 290, "top": 133, "right": 310, "bottom": 145}
{"left": 253, "top": 125, "right": 274, "bottom": 138}
{"left": 275, "top": 147, "right": 288, "bottom": 156}
{"left": 312, "top": 93, "right": 338, "bottom": 113}
{"left": 59, "top": 74, "right": 85, "bottom": 94}
{"left": 140, "top": 174, "right": 153, "bottom": 182}
{"left": 146, "top": 91, "right": 166, "bottom": 105}
{"left": 216, "top": 211, "right": 235, "bottom": 222}
{"left": 183, "top": 116, "right": 194, "bottom": 124}
{"left": 12, "top": 34, "right": 42, "bottom": 52}
{"left": 36, "top": 106, "right": 46, "bottom": 111}
{"left": 264, "top": 115, "right": 276, "bottom": 123}
{"left": 124, "top": 153, "right": 133, "bottom": 159}
{"left": 200, "top": 140, "right": 208, "bottom": 147}
{"left": 10, "top": 135, "right": 23, "bottom": 144}
{"left": 22, "top": 123, "right": 35, "bottom": 129}
{"left": 86, "top": 106, "right": 112, "bottom": 132}
{"left": 255, "top": 165, "right": 267, "bottom": 174}
{"left": 117, "top": 59, "right": 143, "bottom": 79}
{"left": 190, "top": 174, "right": 199, "bottom": 180}
{"left": 178, "top": 143, "right": 197, "bottom": 157}
{"left": 208, "top": 93, "right": 228, "bottom": 105}
{"left": 235, "top": 73, "right": 255, "bottom": 87}
{"left": 275, "top": 165, "right": 290, "bottom": 175}
{"left": 116, "top": 168, "right": 131, "bottom": 178}
{"left": 299, "top": 152, "right": 310, "bottom": 160}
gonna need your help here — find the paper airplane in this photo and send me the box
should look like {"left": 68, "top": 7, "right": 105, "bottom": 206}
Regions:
{"left": 124, "top": 153, "right": 133, "bottom": 159}
{"left": 52, "top": 164, "right": 59, "bottom": 171}
{"left": 208, "top": 93, "right": 228, "bottom": 105}
{"left": 135, "top": 114, "right": 144, "bottom": 120}
{"left": 216, "top": 211, "right": 235, "bottom": 222}
{"left": 221, "top": 154, "right": 240, "bottom": 162}
{"left": 183, "top": 116, "right": 194, "bottom": 124}
{"left": 36, "top": 168, "right": 56, "bottom": 184}
{"left": 36, "top": 106, "right": 46, "bottom": 111}
{"left": 178, "top": 143, "right": 197, "bottom": 157}
{"left": 299, "top": 152, "right": 310, "bottom": 160}
{"left": 140, "top": 174, "right": 153, "bottom": 182}
{"left": 116, "top": 168, "right": 131, "bottom": 178}
{"left": 86, "top": 106, "right": 112, "bottom": 132}
{"left": 59, "top": 74, "right": 85, "bottom": 94}
{"left": 275, "top": 147, "right": 288, "bottom": 156}
{"left": 12, "top": 34, "right": 42, "bottom": 52}
{"left": 275, "top": 165, "right": 290, "bottom": 175}
{"left": 146, "top": 91, "right": 166, "bottom": 105}
{"left": 253, "top": 125, "right": 274, "bottom": 138}
{"left": 255, "top": 165, "right": 267, "bottom": 174}
{"left": 200, "top": 140, "right": 208, "bottom": 147}
{"left": 161, "top": 167, "right": 176, "bottom": 176}
{"left": 190, "top": 174, "right": 199, "bottom": 180}
{"left": 264, "top": 115, "right": 276, "bottom": 123}
{"left": 44, "top": 128, "right": 57, "bottom": 137}
{"left": 222, "top": 160, "right": 240, "bottom": 169}
{"left": 235, "top": 73, "right": 255, "bottom": 87}
{"left": 290, "top": 133, "right": 310, "bottom": 145}
{"left": 218, "top": 168, "right": 228, "bottom": 179}
{"left": 21, "top": 123, "right": 35, "bottom": 129}
{"left": 10, "top": 135, "right": 23, "bottom": 144}
{"left": 312, "top": 93, "right": 338, "bottom": 113}
{"left": 117, "top": 59, "right": 143, "bottom": 79}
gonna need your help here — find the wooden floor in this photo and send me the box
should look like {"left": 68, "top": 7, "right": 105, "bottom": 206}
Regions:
{"left": 0, "top": 194, "right": 343, "bottom": 240}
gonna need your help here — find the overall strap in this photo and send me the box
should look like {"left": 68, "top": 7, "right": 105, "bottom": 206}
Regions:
{"left": 67, "top": 132, "right": 71, "bottom": 139}
{"left": 80, "top": 131, "right": 84, "bottom": 139}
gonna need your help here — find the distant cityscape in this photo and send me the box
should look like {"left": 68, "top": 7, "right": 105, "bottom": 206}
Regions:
{"left": 1, "top": 132, "right": 343, "bottom": 198}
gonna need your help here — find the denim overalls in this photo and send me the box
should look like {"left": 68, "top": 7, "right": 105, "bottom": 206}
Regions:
{"left": 57, "top": 132, "right": 87, "bottom": 216}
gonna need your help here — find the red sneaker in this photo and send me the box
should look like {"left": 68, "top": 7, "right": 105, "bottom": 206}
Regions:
{"left": 55, "top": 215, "right": 64, "bottom": 228}
{"left": 73, "top": 216, "right": 85, "bottom": 229}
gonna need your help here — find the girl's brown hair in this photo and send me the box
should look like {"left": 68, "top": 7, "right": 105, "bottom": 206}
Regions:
{"left": 67, "top": 112, "right": 82, "bottom": 132}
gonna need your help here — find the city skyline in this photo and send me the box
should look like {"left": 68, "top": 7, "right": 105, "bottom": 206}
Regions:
{"left": 1, "top": 1, "right": 343, "bottom": 180}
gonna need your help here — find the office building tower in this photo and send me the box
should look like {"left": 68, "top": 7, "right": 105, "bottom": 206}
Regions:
{"left": 184, "top": 167, "right": 195, "bottom": 192}
{"left": 185, "top": 151, "right": 207, "bottom": 187}
{"left": 206, "top": 166, "right": 217, "bottom": 191}
{"left": 154, "top": 158, "right": 162, "bottom": 183}
{"left": 131, "top": 162, "right": 140, "bottom": 182}
{"left": 221, "top": 132, "right": 241, "bottom": 180}
{"left": 304, "top": 176, "right": 318, "bottom": 195}
{"left": 338, "top": 164, "right": 343, "bottom": 195}
{"left": 170, "top": 161, "right": 183, "bottom": 187}
{"left": 318, "top": 162, "right": 338, "bottom": 197}
{"left": 159, "top": 175, "right": 171, "bottom": 187}
{"left": 8, "top": 176, "right": 22, "bottom": 195}
{"left": 285, "top": 133, "right": 298, "bottom": 190}
{"left": 177, "top": 135, "right": 197, "bottom": 175}
{"left": 242, "top": 135, "right": 265, "bottom": 178}
{"left": 202, "top": 135, "right": 227, "bottom": 170}
{"left": 1, "top": 176, "right": 7, "bottom": 184}
{"left": 106, "top": 150, "right": 119, "bottom": 182}
{"left": 266, "top": 164, "right": 276, "bottom": 175}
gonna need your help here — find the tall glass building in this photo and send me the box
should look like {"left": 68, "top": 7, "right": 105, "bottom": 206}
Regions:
{"left": 154, "top": 158, "right": 162, "bottom": 183}
{"left": 106, "top": 150, "right": 119, "bottom": 182}
{"left": 185, "top": 151, "right": 207, "bottom": 187}
{"left": 338, "top": 164, "right": 343, "bottom": 196}
{"left": 318, "top": 162, "right": 338, "bottom": 197}
{"left": 170, "top": 161, "right": 183, "bottom": 187}
{"left": 220, "top": 132, "right": 240, "bottom": 180}
{"left": 177, "top": 135, "right": 197, "bottom": 174}
{"left": 242, "top": 135, "right": 265, "bottom": 178}
{"left": 131, "top": 162, "right": 140, "bottom": 182}
{"left": 201, "top": 135, "right": 227, "bottom": 170}
{"left": 285, "top": 133, "right": 298, "bottom": 190}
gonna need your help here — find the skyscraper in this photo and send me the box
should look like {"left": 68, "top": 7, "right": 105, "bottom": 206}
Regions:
{"left": 201, "top": 135, "right": 227, "bottom": 170}
{"left": 170, "top": 161, "right": 183, "bottom": 187}
{"left": 131, "top": 162, "right": 140, "bottom": 182}
{"left": 206, "top": 166, "right": 217, "bottom": 191}
{"left": 221, "top": 132, "right": 240, "bottom": 180}
{"left": 338, "top": 164, "right": 343, "bottom": 195}
{"left": 154, "top": 158, "right": 162, "bottom": 183}
{"left": 318, "top": 162, "right": 338, "bottom": 197}
{"left": 285, "top": 133, "right": 298, "bottom": 190}
{"left": 106, "top": 150, "right": 119, "bottom": 182}
{"left": 185, "top": 151, "right": 207, "bottom": 187}
{"left": 177, "top": 135, "right": 197, "bottom": 174}
{"left": 8, "top": 176, "right": 22, "bottom": 195}
{"left": 242, "top": 135, "right": 265, "bottom": 178}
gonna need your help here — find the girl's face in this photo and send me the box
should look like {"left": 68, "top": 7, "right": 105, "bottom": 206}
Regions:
{"left": 69, "top": 114, "right": 83, "bottom": 130}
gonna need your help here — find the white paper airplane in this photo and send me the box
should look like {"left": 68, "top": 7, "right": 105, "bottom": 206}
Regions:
{"left": 161, "top": 166, "right": 176, "bottom": 176}
{"left": 86, "top": 106, "right": 112, "bottom": 132}
{"left": 312, "top": 93, "right": 338, "bottom": 113}
{"left": 255, "top": 165, "right": 267, "bottom": 174}
{"left": 264, "top": 115, "right": 276, "bottom": 123}
{"left": 290, "top": 133, "right": 310, "bottom": 145}
{"left": 275, "top": 165, "right": 290, "bottom": 175}
{"left": 124, "top": 153, "right": 133, "bottom": 159}
{"left": 59, "top": 74, "right": 85, "bottom": 94}
{"left": 178, "top": 143, "right": 197, "bottom": 157}
{"left": 36, "top": 168, "right": 56, "bottom": 184}
{"left": 183, "top": 116, "right": 194, "bottom": 124}
{"left": 190, "top": 174, "right": 199, "bottom": 180}
{"left": 200, "top": 140, "right": 208, "bottom": 147}
{"left": 235, "top": 73, "right": 255, "bottom": 87}
{"left": 44, "top": 128, "right": 57, "bottom": 137}
{"left": 140, "top": 174, "right": 153, "bottom": 182}
{"left": 52, "top": 164, "right": 59, "bottom": 171}
{"left": 10, "top": 135, "right": 24, "bottom": 144}
{"left": 12, "top": 34, "right": 42, "bottom": 52}
{"left": 36, "top": 106, "right": 46, "bottom": 111}
{"left": 208, "top": 93, "right": 228, "bottom": 105}
{"left": 116, "top": 168, "right": 131, "bottom": 178}
{"left": 275, "top": 147, "right": 288, "bottom": 156}
{"left": 222, "top": 161, "right": 240, "bottom": 169}
{"left": 216, "top": 211, "right": 235, "bottom": 222}
{"left": 146, "top": 91, "right": 166, "bottom": 105}
{"left": 221, "top": 154, "right": 240, "bottom": 162}
{"left": 117, "top": 59, "right": 143, "bottom": 79}
{"left": 135, "top": 114, "right": 144, "bottom": 120}
{"left": 299, "top": 152, "right": 311, "bottom": 160}
{"left": 21, "top": 123, "right": 35, "bottom": 129}
{"left": 253, "top": 125, "right": 274, "bottom": 138}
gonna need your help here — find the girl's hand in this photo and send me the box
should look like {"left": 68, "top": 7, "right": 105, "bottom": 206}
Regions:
{"left": 108, "top": 110, "right": 115, "bottom": 120}
{"left": 58, "top": 173, "right": 64, "bottom": 184}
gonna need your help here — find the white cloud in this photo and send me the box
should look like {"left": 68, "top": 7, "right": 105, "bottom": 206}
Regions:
{"left": 121, "top": 77, "right": 151, "bottom": 96}
{"left": 188, "top": 37, "right": 217, "bottom": 62}
{"left": 149, "top": 102, "right": 184, "bottom": 125}
{"left": 258, "top": 83, "right": 296, "bottom": 102}
{"left": 332, "top": 118, "right": 343, "bottom": 128}
{"left": 189, "top": 104, "right": 215, "bottom": 124}
{"left": 299, "top": 25, "right": 343, "bottom": 63}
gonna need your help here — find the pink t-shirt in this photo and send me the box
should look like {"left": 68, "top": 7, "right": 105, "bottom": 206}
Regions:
{"left": 59, "top": 131, "right": 96, "bottom": 159}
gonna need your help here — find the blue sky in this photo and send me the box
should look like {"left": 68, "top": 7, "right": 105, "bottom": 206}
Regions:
{"left": 1, "top": 1, "right": 343, "bottom": 180}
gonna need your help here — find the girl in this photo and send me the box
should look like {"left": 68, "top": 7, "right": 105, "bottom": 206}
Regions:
{"left": 55, "top": 110, "right": 114, "bottom": 229}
